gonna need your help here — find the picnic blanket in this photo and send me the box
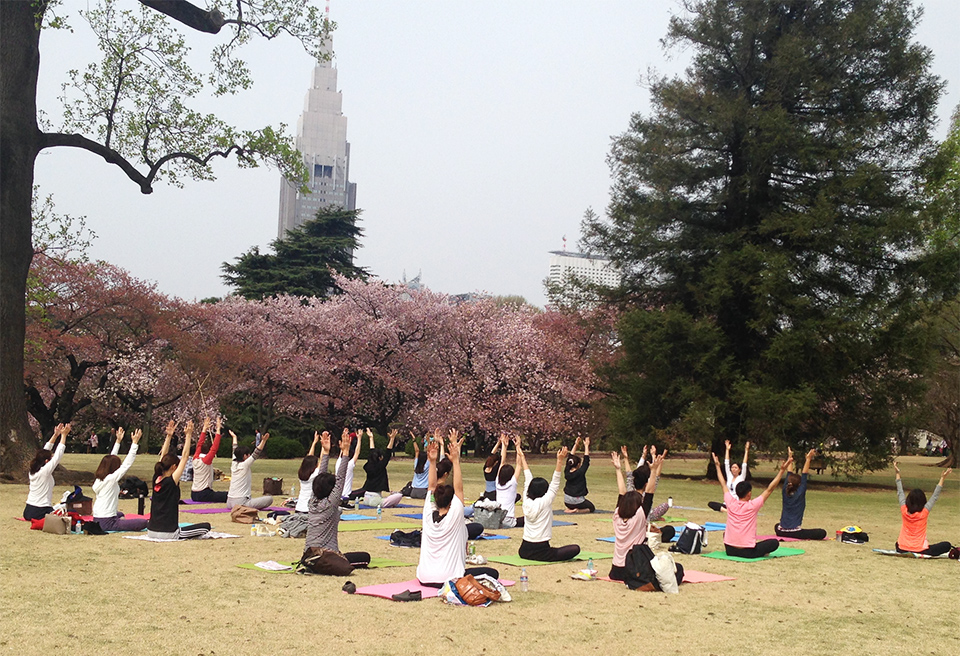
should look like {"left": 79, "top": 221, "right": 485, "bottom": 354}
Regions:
{"left": 486, "top": 551, "right": 613, "bottom": 567}
{"left": 872, "top": 549, "right": 950, "bottom": 559}
{"left": 701, "top": 547, "right": 804, "bottom": 562}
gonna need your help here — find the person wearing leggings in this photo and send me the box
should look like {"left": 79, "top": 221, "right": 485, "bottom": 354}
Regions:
{"left": 894, "top": 462, "right": 953, "bottom": 557}
{"left": 775, "top": 448, "right": 827, "bottom": 540}
{"left": 226, "top": 431, "right": 273, "bottom": 510}
{"left": 92, "top": 427, "right": 149, "bottom": 532}
{"left": 417, "top": 429, "right": 499, "bottom": 587}
{"left": 191, "top": 417, "right": 228, "bottom": 503}
{"left": 304, "top": 431, "right": 370, "bottom": 569}
{"left": 518, "top": 444, "right": 580, "bottom": 562}
{"left": 147, "top": 421, "right": 211, "bottom": 540}
{"left": 563, "top": 436, "right": 595, "bottom": 513}
{"left": 711, "top": 450, "right": 791, "bottom": 559}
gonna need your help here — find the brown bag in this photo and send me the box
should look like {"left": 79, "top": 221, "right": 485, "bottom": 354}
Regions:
{"left": 230, "top": 505, "right": 259, "bottom": 524}
{"left": 42, "top": 513, "right": 71, "bottom": 535}
{"left": 455, "top": 574, "right": 501, "bottom": 606}
{"left": 263, "top": 477, "right": 283, "bottom": 495}
{"left": 297, "top": 547, "right": 354, "bottom": 576}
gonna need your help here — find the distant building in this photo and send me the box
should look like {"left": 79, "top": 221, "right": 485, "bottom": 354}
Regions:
{"left": 547, "top": 250, "right": 619, "bottom": 292}
{"left": 278, "top": 41, "right": 357, "bottom": 238}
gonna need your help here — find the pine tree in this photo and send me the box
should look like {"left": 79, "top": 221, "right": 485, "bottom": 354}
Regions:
{"left": 222, "top": 207, "right": 367, "bottom": 300}
{"left": 583, "top": 0, "right": 950, "bottom": 473}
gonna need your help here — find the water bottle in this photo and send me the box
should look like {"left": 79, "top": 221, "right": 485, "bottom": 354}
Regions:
{"left": 74, "top": 519, "right": 82, "bottom": 534}
{"left": 291, "top": 483, "right": 296, "bottom": 497}
{"left": 250, "top": 524, "right": 257, "bottom": 537}
{"left": 519, "top": 567, "right": 529, "bottom": 592}
{"left": 469, "top": 541, "right": 476, "bottom": 556}
{"left": 587, "top": 557, "right": 594, "bottom": 572}
{"left": 377, "top": 503, "right": 382, "bottom": 521}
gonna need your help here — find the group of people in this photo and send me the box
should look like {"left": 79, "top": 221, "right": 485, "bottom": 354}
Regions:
{"left": 23, "top": 423, "right": 956, "bottom": 580}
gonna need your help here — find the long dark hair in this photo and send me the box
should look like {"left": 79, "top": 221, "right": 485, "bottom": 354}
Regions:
{"left": 617, "top": 490, "right": 643, "bottom": 521}
{"left": 95, "top": 455, "right": 122, "bottom": 482}
{"left": 414, "top": 451, "right": 428, "bottom": 475}
{"left": 154, "top": 454, "right": 179, "bottom": 482}
{"left": 498, "top": 464, "right": 515, "bottom": 487}
{"left": 29, "top": 449, "right": 53, "bottom": 476}
{"left": 298, "top": 455, "right": 319, "bottom": 482}
{"left": 432, "top": 484, "right": 455, "bottom": 522}
{"left": 484, "top": 454, "right": 501, "bottom": 472}
{"left": 436, "top": 457, "right": 452, "bottom": 480}
{"left": 905, "top": 488, "right": 927, "bottom": 515}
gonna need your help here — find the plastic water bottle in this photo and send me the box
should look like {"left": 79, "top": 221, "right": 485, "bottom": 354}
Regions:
{"left": 519, "top": 567, "right": 529, "bottom": 592}
{"left": 250, "top": 524, "right": 257, "bottom": 537}
{"left": 377, "top": 503, "right": 382, "bottom": 521}
{"left": 587, "top": 557, "right": 594, "bottom": 572}
{"left": 469, "top": 541, "right": 476, "bottom": 556}
{"left": 74, "top": 520, "right": 82, "bottom": 534}
{"left": 291, "top": 483, "right": 296, "bottom": 497}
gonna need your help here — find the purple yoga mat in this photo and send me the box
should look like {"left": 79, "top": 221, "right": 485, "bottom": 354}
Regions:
{"left": 181, "top": 506, "right": 289, "bottom": 514}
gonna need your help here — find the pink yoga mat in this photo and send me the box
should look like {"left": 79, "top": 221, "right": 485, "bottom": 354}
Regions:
{"left": 600, "top": 569, "right": 735, "bottom": 584}
{"left": 181, "top": 506, "right": 289, "bottom": 514}
{"left": 352, "top": 578, "right": 516, "bottom": 601}
{"left": 80, "top": 513, "right": 149, "bottom": 521}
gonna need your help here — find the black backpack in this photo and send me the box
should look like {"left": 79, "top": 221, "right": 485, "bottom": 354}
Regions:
{"left": 623, "top": 543, "right": 659, "bottom": 590}
{"left": 119, "top": 476, "right": 148, "bottom": 499}
{"left": 390, "top": 529, "right": 422, "bottom": 548}
{"left": 670, "top": 523, "right": 706, "bottom": 554}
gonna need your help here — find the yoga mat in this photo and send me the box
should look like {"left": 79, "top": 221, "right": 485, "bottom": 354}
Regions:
{"left": 599, "top": 569, "right": 735, "bottom": 584}
{"left": 486, "top": 551, "right": 613, "bottom": 567}
{"left": 395, "top": 510, "right": 473, "bottom": 520}
{"left": 123, "top": 530, "right": 240, "bottom": 541}
{"left": 597, "top": 516, "right": 687, "bottom": 524}
{"left": 872, "top": 549, "right": 949, "bottom": 559}
{"left": 375, "top": 532, "right": 510, "bottom": 543}
{"left": 701, "top": 547, "right": 804, "bottom": 562}
{"left": 352, "top": 578, "right": 515, "bottom": 601}
{"left": 704, "top": 522, "right": 727, "bottom": 531}
{"left": 181, "top": 499, "right": 221, "bottom": 505}
{"left": 553, "top": 509, "right": 612, "bottom": 515}
{"left": 358, "top": 503, "right": 418, "bottom": 509}
{"left": 340, "top": 513, "right": 374, "bottom": 521}
{"left": 338, "top": 520, "right": 417, "bottom": 532}
{"left": 497, "top": 519, "right": 575, "bottom": 528}
{"left": 80, "top": 513, "right": 150, "bottom": 522}
{"left": 757, "top": 534, "right": 802, "bottom": 542}
{"left": 182, "top": 505, "right": 290, "bottom": 515}
{"left": 237, "top": 557, "right": 416, "bottom": 572}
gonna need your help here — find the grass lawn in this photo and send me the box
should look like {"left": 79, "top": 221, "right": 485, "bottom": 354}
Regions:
{"left": 1, "top": 453, "right": 957, "bottom": 656}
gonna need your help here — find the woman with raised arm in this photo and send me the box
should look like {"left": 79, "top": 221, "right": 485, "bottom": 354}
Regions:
{"left": 619, "top": 445, "right": 671, "bottom": 522}
{"left": 92, "top": 428, "right": 149, "bottom": 532}
{"left": 341, "top": 429, "right": 362, "bottom": 504}
{"left": 191, "top": 417, "right": 227, "bottom": 503}
{"left": 494, "top": 435, "right": 524, "bottom": 528}
{"left": 480, "top": 437, "right": 503, "bottom": 501}
{"left": 712, "top": 450, "right": 791, "bottom": 559}
{"left": 518, "top": 445, "right": 581, "bottom": 562}
{"left": 147, "top": 421, "right": 211, "bottom": 540}
{"left": 294, "top": 431, "right": 323, "bottom": 513}
{"left": 775, "top": 448, "right": 827, "bottom": 540}
{"left": 23, "top": 423, "right": 70, "bottom": 520}
{"left": 894, "top": 463, "right": 954, "bottom": 557}
{"left": 409, "top": 435, "right": 430, "bottom": 499}
{"left": 417, "top": 430, "right": 500, "bottom": 587}
{"left": 226, "top": 430, "right": 273, "bottom": 510}
{"left": 564, "top": 436, "right": 595, "bottom": 513}
{"left": 304, "top": 430, "right": 370, "bottom": 568}
{"left": 353, "top": 428, "right": 396, "bottom": 498}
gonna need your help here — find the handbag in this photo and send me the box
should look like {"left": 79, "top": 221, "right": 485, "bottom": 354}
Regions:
{"left": 42, "top": 513, "right": 71, "bottom": 535}
{"left": 454, "top": 574, "right": 500, "bottom": 606}
{"left": 263, "top": 477, "right": 284, "bottom": 495}
{"left": 296, "top": 547, "right": 354, "bottom": 576}
{"left": 230, "top": 505, "right": 259, "bottom": 524}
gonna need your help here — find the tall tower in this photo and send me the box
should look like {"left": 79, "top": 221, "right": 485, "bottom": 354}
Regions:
{"left": 278, "top": 42, "right": 357, "bottom": 238}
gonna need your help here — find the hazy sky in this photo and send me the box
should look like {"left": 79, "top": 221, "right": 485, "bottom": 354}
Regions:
{"left": 33, "top": 1, "right": 960, "bottom": 307}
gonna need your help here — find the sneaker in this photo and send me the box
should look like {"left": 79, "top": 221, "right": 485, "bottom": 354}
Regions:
{"left": 391, "top": 589, "right": 422, "bottom": 602}
{"left": 342, "top": 581, "right": 357, "bottom": 594}
{"left": 949, "top": 547, "right": 959, "bottom": 560}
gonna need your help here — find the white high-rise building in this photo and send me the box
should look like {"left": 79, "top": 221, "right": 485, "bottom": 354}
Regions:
{"left": 548, "top": 250, "right": 620, "bottom": 290}
{"left": 278, "top": 45, "right": 357, "bottom": 238}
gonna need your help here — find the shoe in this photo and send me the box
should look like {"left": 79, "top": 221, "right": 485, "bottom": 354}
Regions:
{"left": 708, "top": 501, "right": 724, "bottom": 512}
{"left": 949, "top": 547, "right": 959, "bottom": 560}
{"left": 391, "top": 589, "right": 422, "bottom": 602}
{"left": 342, "top": 581, "right": 357, "bottom": 594}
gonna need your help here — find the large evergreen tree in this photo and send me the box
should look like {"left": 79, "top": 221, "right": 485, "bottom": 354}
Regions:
{"left": 583, "top": 0, "right": 952, "bottom": 473}
{"left": 222, "top": 207, "right": 367, "bottom": 300}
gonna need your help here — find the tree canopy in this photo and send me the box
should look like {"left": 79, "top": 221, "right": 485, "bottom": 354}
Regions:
{"left": 222, "top": 206, "right": 367, "bottom": 300}
{"left": 582, "top": 0, "right": 951, "bottom": 473}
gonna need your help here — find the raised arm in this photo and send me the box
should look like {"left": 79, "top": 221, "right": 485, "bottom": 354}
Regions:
{"left": 43, "top": 424, "right": 61, "bottom": 451}
{"left": 194, "top": 417, "right": 210, "bottom": 460}
{"left": 111, "top": 428, "right": 123, "bottom": 456}
{"left": 711, "top": 452, "right": 728, "bottom": 491}
{"left": 760, "top": 453, "right": 794, "bottom": 503}
{"left": 742, "top": 441, "right": 751, "bottom": 476}
{"left": 926, "top": 468, "right": 951, "bottom": 511}
{"left": 895, "top": 461, "right": 906, "bottom": 505}
{"left": 171, "top": 421, "right": 193, "bottom": 482}
{"left": 159, "top": 421, "right": 176, "bottom": 460}
{"left": 620, "top": 445, "right": 631, "bottom": 472}
{"left": 583, "top": 436, "right": 591, "bottom": 458}
{"left": 252, "top": 433, "right": 269, "bottom": 461}
{"left": 801, "top": 448, "right": 815, "bottom": 475}
{"left": 308, "top": 430, "right": 320, "bottom": 457}
{"left": 366, "top": 428, "right": 374, "bottom": 450}
{"left": 723, "top": 440, "right": 733, "bottom": 480}
{"left": 351, "top": 431, "right": 362, "bottom": 463}
{"left": 229, "top": 429, "right": 239, "bottom": 452}
{"left": 318, "top": 431, "right": 331, "bottom": 474}
{"left": 612, "top": 452, "right": 626, "bottom": 495}
{"left": 386, "top": 428, "right": 397, "bottom": 451}
{"left": 570, "top": 436, "right": 581, "bottom": 456}
{"left": 646, "top": 451, "right": 666, "bottom": 496}
{"left": 426, "top": 438, "right": 440, "bottom": 492}
{"left": 202, "top": 418, "right": 222, "bottom": 465}
{"left": 448, "top": 429, "right": 465, "bottom": 503}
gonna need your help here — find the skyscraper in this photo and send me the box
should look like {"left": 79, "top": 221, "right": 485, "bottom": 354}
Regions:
{"left": 278, "top": 44, "right": 357, "bottom": 238}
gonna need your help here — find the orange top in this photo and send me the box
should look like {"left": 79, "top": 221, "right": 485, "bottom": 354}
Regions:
{"left": 897, "top": 506, "right": 929, "bottom": 552}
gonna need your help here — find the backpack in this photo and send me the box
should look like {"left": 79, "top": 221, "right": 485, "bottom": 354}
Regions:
{"left": 119, "top": 476, "right": 148, "bottom": 499}
{"left": 623, "top": 543, "right": 659, "bottom": 590}
{"left": 670, "top": 522, "right": 706, "bottom": 554}
{"left": 389, "top": 529, "right": 422, "bottom": 548}
{"left": 473, "top": 499, "right": 507, "bottom": 530}
{"left": 837, "top": 527, "right": 869, "bottom": 544}
{"left": 296, "top": 547, "right": 354, "bottom": 576}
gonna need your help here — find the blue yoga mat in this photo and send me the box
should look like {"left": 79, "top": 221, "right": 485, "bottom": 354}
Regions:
{"left": 375, "top": 533, "right": 510, "bottom": 542}
{"left": 357, "top": 503, "right": 418, "bottom": 509}
{"left": 340, "top": 513, "right": 374, "bottom": 521}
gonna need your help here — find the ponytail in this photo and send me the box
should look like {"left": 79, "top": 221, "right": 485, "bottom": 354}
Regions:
{"left": 154, "top": 454, "right": 179, "bottom": 481}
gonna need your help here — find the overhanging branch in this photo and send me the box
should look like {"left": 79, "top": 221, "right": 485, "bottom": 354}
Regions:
{"left": 137, "top": 0, "right": 225, "bottom": 34}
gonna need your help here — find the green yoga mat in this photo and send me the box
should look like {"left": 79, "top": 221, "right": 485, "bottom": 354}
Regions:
{"left": 338, "top": 520, "right": 418, "bottom": 532}
{"left": 486, "top": 551, "right": 614, "bottom": 567}
{"left": 701, "top": 547, "right": 804, "bottom": 563}
{"left": 236, "top": 557, "right": 415, "bottom": 572}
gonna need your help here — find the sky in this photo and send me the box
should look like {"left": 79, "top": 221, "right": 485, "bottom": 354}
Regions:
{"left": 33, "top": 1, "right": 960, "bottom": 307}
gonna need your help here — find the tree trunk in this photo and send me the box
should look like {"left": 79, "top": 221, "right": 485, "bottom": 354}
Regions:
{"left": 0, "top": 2, "right": 44, "bottom": 481}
